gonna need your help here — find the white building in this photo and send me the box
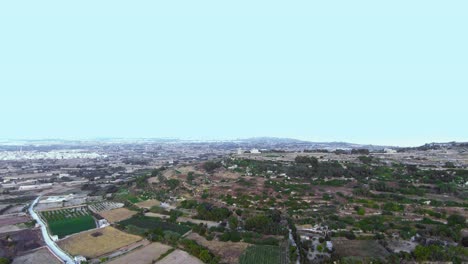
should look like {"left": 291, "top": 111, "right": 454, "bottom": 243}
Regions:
{"left": 74, "top": 256, "right": 87, "bottom": 264}
{"left": 98, "top": 219, "right": 110, "bottom": 228}
{"left": 384, "top": 148, "right": 397, "bottom": 154}
{"left": 250, "top": 148, "right": 261, "bottom": 154}
{"left": 18, "top": 183, "right": 53, "bottom": 191}
{"left": 39, "top": 194, "right": 74, "bottom": 204}
{"left": 326, "top": 241, "right": 333, "bottom": 251}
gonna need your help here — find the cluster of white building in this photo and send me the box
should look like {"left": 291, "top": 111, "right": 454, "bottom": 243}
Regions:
{"left": 236, "top": 148, "right": 262, "bottom": 154}
{"left": 18, "top": 183, "right": 53, "bottom": 191}
{"left": 0, "top": 150, "right": 104, "bottom": 160}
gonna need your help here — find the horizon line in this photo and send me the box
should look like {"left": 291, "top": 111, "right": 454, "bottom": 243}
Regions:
{"left": 0, "top": 136, "right": 466, "bottom": 148}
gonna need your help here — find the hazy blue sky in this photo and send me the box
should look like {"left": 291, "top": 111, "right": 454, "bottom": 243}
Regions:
{"left": 1, "top": 1, "right": 467, "bottom": 146}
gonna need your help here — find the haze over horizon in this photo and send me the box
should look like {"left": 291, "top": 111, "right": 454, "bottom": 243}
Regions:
{"left": 1, "top": 1, "right": 467, "bottom": 147}
{"left": 0, "top": 136, "right": 466, "bottom": 149}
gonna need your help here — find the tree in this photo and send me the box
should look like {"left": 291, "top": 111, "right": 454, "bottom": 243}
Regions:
{"left": 235, "top": 209, "right": 243, "bottom": 216}
{"left": 351, "top": 149, "right": 370, "bottom": 155}
{"left": 163, "top": 230, "right": 181, "bottom": 245}
{"left": 195, "top": 203, "right": 231, "bottom": 221}
{"left": 414, "top": 245, "right": 431, "bottom": 261}
{"left": 344, "top": 231, "right": 356, "bottom": 240}
{"left": 295, "top": 156, "right": 318, "bottom": 168}
{"left": 151, "top": 167, "right": 166, "bottom": 176}
{"left": 199, "top": 250, "right": 211, "bottom": 263}
{"left": 462, "top": 236, "right": 468, "bottom": 247}
{"left": 169, "top": 210, "right": 182, "bottom": 223}
{"left": 229, "top": 231, "right": 241, "bottom": 242}
{"left": 317, "top": 244, "right": 324, "bottom": 252}
{"left": 438, "top": 182, "right": 457, "bottom": 194}
{"left": 187, "top": 172, "right": 195, "bottom": 182}
{"left": 444, "top": 162, "right": 456, "bottom": 168}
{"left": 358, "top": 156, "right": 373, "bottom": 165}
{"left": 245, "top": 215, "right": 271, "bottom": 232}
{"left": 203, "top": 161, "right": 222, "bottom": 173}
{"left": 355, "top": 207, "right": 365, "bottom": 216}
{"left": 136, "top": 175, "right": 149, "bottom": 188}
{"left": 166, "top": 179, "right": 180, "bottom": 190}
{"left": 382, "top": 202, "right": 404, "bottom": 212}
{"left": 447, "top": 214, "right": 466, "bottom": 227}
{"left": 228, "top": 216, "right": 239, "bottom": 229}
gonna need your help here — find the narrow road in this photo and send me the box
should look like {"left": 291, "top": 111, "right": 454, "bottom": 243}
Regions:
{"left": 289, "top": 228, "right": 300, "bottom": 264}
{"left": 29, "top": 196, "right": 76, "bottom": 264}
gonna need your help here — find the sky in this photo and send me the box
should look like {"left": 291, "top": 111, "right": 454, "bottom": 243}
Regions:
{"left": 0, "top": 1, "right": 467, "bottom": 147}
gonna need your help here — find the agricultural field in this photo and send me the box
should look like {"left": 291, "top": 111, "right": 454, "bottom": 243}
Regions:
{"left": 89, "top": 201, "right": 124, "bottom": 213}
{"left": 0, "top": 214, "right": 30, "bottom": 226}
{"left": 107, "top": 242, "right": 172, "bottom": 264}
{"left": 0, "top": 224, "right": 23, "bottom": 234}
{"left": 0, "top": 214, "right": 31, "bottom": 233}
{"left": 186, "top": 233, "right": 249, "bottom": 264}
{"left": 155, "top": 249, "right": 203, "bottom": 264}
{"left": 332, "top": 238, "right": 390, "bottom": 260}
{"left": 58, "top": 226, "right": 142, "bottom": 258}
{"left": 135, "top": 199, "right": 160, "bottom": 209}
{"left": 41, "top": 206, "right": 96, "bottom": 238}
{"left": 116, "top": 189, "right": 152, "bottom": 204}
{"left": 119, "top": 216, "right": 191, "bottom": 236}
{"left": 12, "top": 247, "right": 61, "bottom": 264}
{"left": 239, "top": 245, "right": 286, "bottom": 264}
{"left": 0, "top": 229, "right": 44, "bottom": 259}
{"left": 99, "top": 208, "right": 137, "bottom": 223}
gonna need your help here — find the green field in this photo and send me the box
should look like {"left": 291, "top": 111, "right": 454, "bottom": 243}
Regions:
{"left": 239, "top": 245, "right": 282, "bottom": 264}
{"left": 41, "top": 207, "right": 96, "bottom": 238}
{"left": 119, "top": 216, "right": 191, "bottom": 235}
{"left": 116, "top": 189, "right": 151, "bottom": 204}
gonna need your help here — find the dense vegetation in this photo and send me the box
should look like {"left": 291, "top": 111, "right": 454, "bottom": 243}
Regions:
{"left": 244, "top": 210, "right": 287, "bottom": 235}
{"left": 118, "top": 216, "right": 191, "bottom": 236}
{"left": 119, "top": 152, "right": 468, "bottom": 264}
{"left": 180, "top": 200, "right": 231, "bottom": 222}
{"left": 180, "top": 239, "right": 220, "bottom": 264}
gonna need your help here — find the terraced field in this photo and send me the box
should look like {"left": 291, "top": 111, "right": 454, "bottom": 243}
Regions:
{"left": 119, "top": 216, "right": 191, "bottom": 236}
{"left": 99, "top": 208, "right": 137, "bottom": 223}
{"left": 239, "top": 245, "right": 285, "bottom": 264}
{"left": 41, "top": 207, "right": 96, "bottom": 238}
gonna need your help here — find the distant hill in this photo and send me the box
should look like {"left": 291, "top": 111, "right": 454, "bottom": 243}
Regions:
{"left": 398, "top": 141, "right": 468, "bottom": 152}
{"left": 232, "top": 137, "right": 393, "bottom": 151}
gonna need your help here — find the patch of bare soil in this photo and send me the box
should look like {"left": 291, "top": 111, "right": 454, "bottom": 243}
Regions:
{"left": 135, "top": 199, "right": 160, "bottom": 209}
{"left": 0, "top": 215, "right": 29, "bottom": 226}
{"left": 99, "top": 208, "right": 137, "bottom": 223}
{"left": 155, "top": 249, "right": 203, "bottom": 264}
{"left": 58, "top": 226, "right": 142, "bottom": 258}
{"left": 12, "top": 247, "right": 61, "bottom": 264}
{"left": 0, "top": 229, "right": 44, "bottom": 259}
{"left": 107, "top": 242, "right": 172, "bottom": 264}
{"left": 187, "top": 233, "right": 249, "bottom": 264}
